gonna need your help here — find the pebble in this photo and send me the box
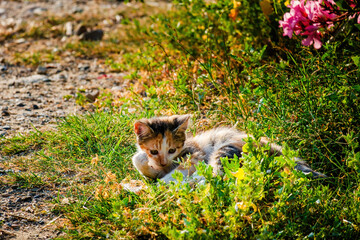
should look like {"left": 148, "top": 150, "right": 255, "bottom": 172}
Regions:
{"left": 2, "top": 110, "right": 10, "bottom": 116}
{"left": 10, "top": 223, "right": 20, "bottom": 229}
{"left": 33, "top": 104, "right": 40, "bottom": 110}
{"left": 14, "top": 38, "right": 26, "bottom": 44}
{"left": 78, "top": 64, "right": 90, "bottom": 71}
{"left": 17, "top": 103, "right": 26, "bottom": 107}
{"left": 75, "top": 25, "right": 87, "bottom": 36}
{"left": 65, "top": 22, "right": 72, "bottom": 36}
{"left": 32, "top": 7, "right": 47, "bottom": 15}
{"left": 72, "top": 7, "right": 83, "bottom": 14}
{"left": 51, "top": 73, "right": 67, "bottom": 82}
{"left": 85, "top": 89, "right": 100, "bottom": 102}
{"left": 15, "top": 196, "right": 32, "bottom": 203}
{"left": 80, "top": 29, "right": 104, "bottom": 41}
{"left": 37, "top": 66, "right": 47, "bottom": 74}
{"left": 111, "top": 86, "right": 123, "bottom": 91}
{"left": 14, "top": 74, "right": 51, "bottom": 85}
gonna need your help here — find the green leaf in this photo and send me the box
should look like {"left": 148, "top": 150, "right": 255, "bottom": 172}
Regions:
{"left": 351, "top": 56, "right": 360, "bottom": 67}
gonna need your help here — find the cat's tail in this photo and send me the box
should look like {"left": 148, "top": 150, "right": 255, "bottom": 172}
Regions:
{"left": 260, "top": 138, "right": 327, "bottom": 178}
{"left": 293, "top": 158, "right": 327, "bottom": 178}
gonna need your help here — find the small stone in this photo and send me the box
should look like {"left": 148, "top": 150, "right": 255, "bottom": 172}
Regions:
{"left": 15, "top": 74, "right": 50, "bottom": 84}
{"left": 14, "top": 38, "right": 26, "bottom": 44}
{"left": 72, "top": 7, "right": 83, "bottom": 14}
{"left": 115, "top": 15, "right": 123, "bottom": 23}
{"left": 75, "top": 25, "right": 87, "bottom": 36}
{"left": 111, "top": 86, "right": 123, "bottom": 91}
{"left": 85, "top": 89, "right": 100, "bottom": 102}
{"left": 37, "top": 66, "right": 47, "bottom": 74}
{"left": 33, "top": 104, "right": 40, "bottom": 110}
{"left": 81, "top": 29, "right": 104, "bottom": 41}
{"left": 0, "top": 65, "right": 7, "bottom": 72}
{"left": 17, "top": 103, "right": 25, "bottom": 107}
{"left": 10, "top": 223, "right": 20, "bottom": 229}
{"left": 16, "top": 196, "right": 32, "bottom": 203}
{"left": 33, "top": 7, "right": 47, "bottom": 15}
{"left": 2, "top": 126, "right": 11, "bottom": 130}
{"left": 78, "top": 64, "right": 90, "bottom": 71}
{"left": 65, "top": 22, "right": 72, "bottom": 36}
{"left": 2, "top": 110, "right": 10, "bottom": 116}
{"left": 34, "top": 194, "right": 44, "bottom": 199}
{"left": 58, "top": 74, "right": 67, "bottom": 82}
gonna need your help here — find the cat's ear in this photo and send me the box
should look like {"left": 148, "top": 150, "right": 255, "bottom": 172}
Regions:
{"left": 174, "top": 114, "right": 191, "bottom": 133}
{"left": 134, "top": 120, "right": 153, "bottom": 137}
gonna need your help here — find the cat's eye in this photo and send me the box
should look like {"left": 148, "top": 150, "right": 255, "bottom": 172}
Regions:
{"left": 168, "top": 148, "right": 176, "bottom": 154}
{"left": 150, "top": 150, "right": 158, "bottom": 155}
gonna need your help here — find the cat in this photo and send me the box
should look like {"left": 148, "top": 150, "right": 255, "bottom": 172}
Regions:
{"left": 132, "top": 115, "right": 326, "bottom": 183}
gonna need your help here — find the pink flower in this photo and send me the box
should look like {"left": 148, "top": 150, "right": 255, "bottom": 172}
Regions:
{"left": 279, "top": 0, "right": 338, "bottom": 49}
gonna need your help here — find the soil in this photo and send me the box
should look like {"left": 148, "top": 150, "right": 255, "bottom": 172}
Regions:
{"left": 0, "top": 184, "right": 61, "bottom": 239}
{"left": 0, "top": 0, "right": 169, "bottom": 238}
{"left": 0, "top": 0, "right": 134, "bottom": 137}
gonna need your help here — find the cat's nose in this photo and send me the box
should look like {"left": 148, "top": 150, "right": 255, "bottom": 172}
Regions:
{"left": 160, "top": 162, "right": 167, "bottom": 167}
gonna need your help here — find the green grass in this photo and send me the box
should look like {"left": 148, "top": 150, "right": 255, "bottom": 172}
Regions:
{"left": 1, "top": 0, "right": 360, "bottom": 238}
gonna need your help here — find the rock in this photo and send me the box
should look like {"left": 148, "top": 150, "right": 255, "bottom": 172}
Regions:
{"left": 2, "top": 110, "right": 10, "bottom": 116}
{"left": 75, "top": 25, "right": 87, "bottom": 36}
{"left": 115, "top": 15, "right": 123, "bottom": 23}
{"left": 72, "top": 7, "right": 83, "bottom": 14}
{"left": 85, "top": 89, "right": 100, "bottom": 102}
{"left": 14, "top": 38, "right": 26, "bottom": 44}
{"left": 17, "top": 103, "right": 26, "bottom": 107}
{"left": 37, "top": 66, "right": 47, "bottom": 74}
{"left": 32, "top": 7, "right": 47, "bottom": 15}
{"left": 38, "top": 219, "right": 45, "bottom": 225}
{"left": 81, "top": 29, "right": 104, "bottom": 41}
{"left": 111, "top": 86, "right": 123, "bottom": 91}
{"left": 14, "top": 74, "right": 51, "bottom": 85}
{"left": 15, "top": 196, "right": 32, "bottom": 203}
{"left": 10, "top": 223, "right": 20, "bottom": 229}
{"left": 65, "top": 22, "right": 72, "bottom": 36}
{"left": 78, "top": 64, "right": 90, "bottom": 71}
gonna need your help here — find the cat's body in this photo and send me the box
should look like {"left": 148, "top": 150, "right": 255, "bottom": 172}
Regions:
{"left": 132, "top": 115, "right": 325, "bottom": 183}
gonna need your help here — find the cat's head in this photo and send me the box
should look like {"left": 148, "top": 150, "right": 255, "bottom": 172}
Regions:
{"left": 134, "top": 115, "right": 191, "bottom": 169}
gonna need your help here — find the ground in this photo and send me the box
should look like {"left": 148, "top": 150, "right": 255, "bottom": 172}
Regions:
{"left": 0, "top": 0, "right": 168, "bottom": 238}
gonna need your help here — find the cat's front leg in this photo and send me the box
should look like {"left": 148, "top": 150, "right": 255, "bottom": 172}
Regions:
{"left": 132, "top": 152, "right": 167, "bottom": 179}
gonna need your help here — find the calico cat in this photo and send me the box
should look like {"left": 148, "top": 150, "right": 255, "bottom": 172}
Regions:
{"left": 132, "top": 115, "right": 325, "bottom": 183}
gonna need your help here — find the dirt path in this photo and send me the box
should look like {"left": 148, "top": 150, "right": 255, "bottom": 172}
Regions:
{"left": 0, "top": 0, "right": 133, "bottom": 137}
